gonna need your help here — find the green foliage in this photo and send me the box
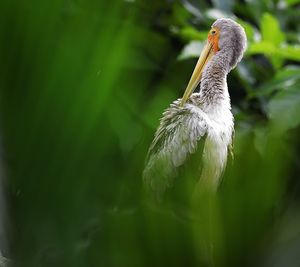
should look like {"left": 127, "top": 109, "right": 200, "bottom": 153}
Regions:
{"left": 261, "top": 13, "right": 285, "bottom": 45}
{"left": 268, "top": 87, "right": 300, "bottom": 132}
{"left": 0, "top": 0, "right": 300, "bottom": 266}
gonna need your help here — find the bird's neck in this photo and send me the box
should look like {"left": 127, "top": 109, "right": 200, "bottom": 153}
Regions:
{"left": 199, "top": 51, "right": 232, "bottom": 107}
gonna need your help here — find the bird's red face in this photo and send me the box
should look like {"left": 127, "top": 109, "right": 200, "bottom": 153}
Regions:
{"left": 180, "top": 27, "right": 220, "bottom": 106}
{"left": 207, "top": 27, "right": 220, "bottom": 53}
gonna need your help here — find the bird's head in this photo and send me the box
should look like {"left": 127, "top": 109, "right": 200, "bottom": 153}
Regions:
{"left": 212, "top": 18, "right": 247, "bottom": 70}
{"left": 180, "top": 18, "right": 247, "bottom": 106}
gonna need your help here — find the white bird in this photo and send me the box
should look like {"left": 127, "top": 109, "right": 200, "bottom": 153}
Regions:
{"left": 143, "top": 18, "right": 247, "bottom": 199}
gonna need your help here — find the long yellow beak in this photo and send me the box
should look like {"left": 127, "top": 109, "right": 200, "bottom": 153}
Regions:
{"left": 180, "top": 41, "right": 215, "bottom": 106}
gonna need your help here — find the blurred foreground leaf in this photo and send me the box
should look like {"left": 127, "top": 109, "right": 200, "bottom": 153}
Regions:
{"left": 267, "top": 87, "right": 300, "bottom": 132}
{"left": 261, "top": 13, "right": 285, "bottom": 46}
{"left": 253, "top": 66, "right": 300, "bottom": 97}
{"left": 177, "top": 41, "right": 203, "bottom": 60}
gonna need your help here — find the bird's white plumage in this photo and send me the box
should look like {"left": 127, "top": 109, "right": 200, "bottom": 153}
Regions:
{"left": 143, "top": 96, "right": 207, "bottom": 197}
{"left": 143, "top": 89, "right": 233, "bottom": 197}
{"left": 197, "top": 84, "right": 234, "bottom": 191}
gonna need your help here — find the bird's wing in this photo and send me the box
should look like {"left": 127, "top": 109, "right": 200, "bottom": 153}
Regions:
{"left": 143, "top": 99, "right": 208, "bottom": 198}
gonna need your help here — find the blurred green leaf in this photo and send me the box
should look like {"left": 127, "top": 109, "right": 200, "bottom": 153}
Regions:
{"left": 268, "top": 87, "right": 300, "bottom": 131}
{"left": 258, "top": 13, "right": 286, "bottom": 68}
{"left": 286, "top": 0, "right": 300, "bottom": 6}
{"left": 280, "top": 45, "right": 300, "bottom": 61}
{"left": 178, "top": 27, "right": 207, "bottom": 41}
{"left": 254, "top": 66, "right": 300, "bottom": 97}
{"left": 181, "top": 0, "right": 204, "bottom": 19}
{"left": 172, "top": 2, "right": 192, "bottom": 26}
{"left": 261, "top": 13, "right": 285, "bottom": 45}
{"left": 247, "top": 42, "right": 300, "bottom": 68}
{"left": 143, "top": 86, "right": 177, "bottom": 129}
{"left": 177, "top": 41, "right": 203, "bottom": 60}
{"left": 247, "top": 41, "right": 277, "bottom": 55}
{"left": 2, "top": 0, "right": 300, "bottom": 266}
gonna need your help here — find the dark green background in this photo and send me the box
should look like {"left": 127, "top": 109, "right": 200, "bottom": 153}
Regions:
{"left": 0, "top": 0, "right": 300, "bottom": 266}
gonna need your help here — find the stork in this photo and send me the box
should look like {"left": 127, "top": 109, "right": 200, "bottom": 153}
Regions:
{"left": 143, "top": 18, "right": 247, "bottom": 199}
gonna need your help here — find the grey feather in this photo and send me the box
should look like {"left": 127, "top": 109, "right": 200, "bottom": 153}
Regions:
{"left": 143, "top": 96, "right": 208, "bottom": 198}
{"left": 212, "top": 18, "right": 247, "bottom": 71}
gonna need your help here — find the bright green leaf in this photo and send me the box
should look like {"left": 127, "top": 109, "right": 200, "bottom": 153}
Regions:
{"left": 286, "top": 0, "right": 300, "bottom": 6}
{"left": 247, "top": 41, "right": 277, "bottom": 56}
{"left": 279, "top": 45, "right": 300, "bottom": 61}
{"left": 247, "top": 42, "right": 300, "bottom": 68}
{"left": 178, "top": 27, "right": 207, "bottom": 41}
{"left": 261, "top": 13, "right": 285, "bottom": 46}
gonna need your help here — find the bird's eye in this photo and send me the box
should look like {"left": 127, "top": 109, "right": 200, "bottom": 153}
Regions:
{"left": 211, "top": 30, "right": 216, "bottom": 35}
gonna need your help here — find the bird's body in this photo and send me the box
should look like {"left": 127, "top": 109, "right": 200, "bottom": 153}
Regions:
{"left": 144, "top": 80, "right": 233, "bottom": 196}
{"left": 143, "top": 18, "right": 247, "bottom": 199}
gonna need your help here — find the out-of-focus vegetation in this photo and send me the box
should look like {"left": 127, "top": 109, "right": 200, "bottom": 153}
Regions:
{"left": 0, "top": 0, "right": 300, "bottom": 266}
